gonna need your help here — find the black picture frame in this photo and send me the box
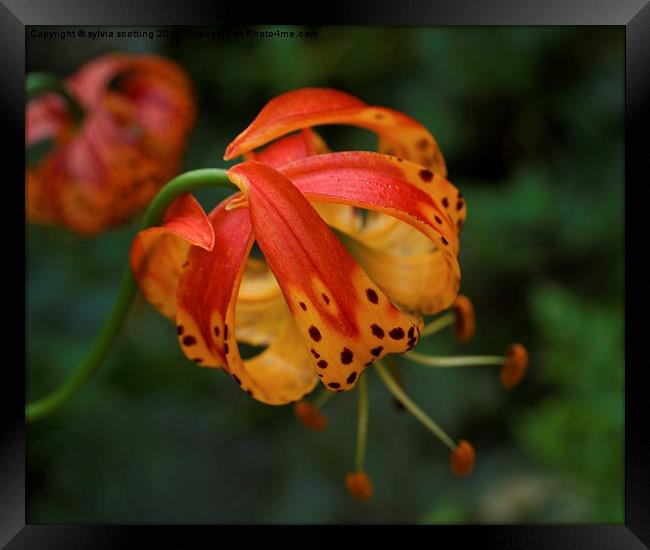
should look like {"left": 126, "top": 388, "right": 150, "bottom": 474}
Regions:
{"left": 4, "top": 0, "right": 648, "bottom": 546}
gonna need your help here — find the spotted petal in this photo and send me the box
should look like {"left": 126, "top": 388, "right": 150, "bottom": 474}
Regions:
{"left": 227, "top": 161, "right": 422, "bottom": 394}
{"left": 175, "top": 199, "right": 318, "bottom": 403}
{"left": 278, "top": 151, "right": 464, "bottom": 311}
{"left": 225, "top": 88, "right": 446, "bottom": 176}
{"left": 130, "top": 194, "right": 213, "bottom": 319}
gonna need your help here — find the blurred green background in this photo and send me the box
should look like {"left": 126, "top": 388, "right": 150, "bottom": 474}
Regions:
{"left": 26, "top": 26, "right": 624, "bottom": 523}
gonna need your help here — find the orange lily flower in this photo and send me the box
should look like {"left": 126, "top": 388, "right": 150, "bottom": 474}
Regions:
{"left": 130, "top": 89, "right": 527, "bottom": 499}
{"left": 131, "top": 88, "right": 465, "bottom": 404}
{"left": 26, "top": 53, "right": 196, "bottom": 235}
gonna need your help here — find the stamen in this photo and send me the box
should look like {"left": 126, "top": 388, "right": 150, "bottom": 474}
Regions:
{"left": 421, "top": 312, "right": 455, "bottom": 337}
{"left": 374, "top": 360, "right": 456, "bottom": 451}
{"left": 386, "top": 359, "right": 406, "bottom": 412}
{"left": 345, "top": 375, "right": 373, "bottom": 501}
{"left": 452, "top": 295, "right": 475, "bottom": 342}
{"left": 294, "top": 388, "right": 332, "bottom": 432}
{"left": 345, "top": 471, "right": 373, "bottom": 501}
{"left": 500, "top": 343, "right": 529, "bottom": 389}
{"left": 420, "top": 295, "right": 475, "bottom": 342}
{"left": 355, "top": 374, "right": 369, "bottom": 472}
{"left": 450, "top": 439, "right": 475, "bottom": 477}
{"left": 406, "top": 352, "right": 504, "bottom": 368}
{"left": 408, "top": 344, "right": 530, "bottom": 390}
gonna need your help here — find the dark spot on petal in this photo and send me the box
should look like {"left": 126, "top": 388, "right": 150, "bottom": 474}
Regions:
{"left": 456, "top": 200, "right": 464, "bottom": 211}
{"left": 233, "top": 374, "right": 241, "bottom": 385}
{"left": 408, "top": 326, "right": 415, "bottom": 339}
{"left": 224, "top": 324, "right": 229, "bottom": 340}
{"left": 341, "top": 348, "right": 354, "bottom": 364}
{"left": 224, "top": 343, "right": 229, "bottom": 354}
{"left": 407, "top": 336, "right": 417, "bottom": 347}
{"left": 193, "top": 358, "right": 203, "bottom": 363}
{"left": 322, "top": 293, "right": 330, "bottom": 305}
{"left": 309, "top": 326, "right": 322, "bottom": 342}
{"left": 416, "top": 138, "right": 430, "bottom": 151}
{"left": 246, "top": 389, "right": 253, "bottom": 396}
{"left": 364, "top": 360, "right": 374, "bottom": 366}
{"left": 442, "top": 197, "right": 449, "bottom": 208}
{"left": 177, "top": 325, "right": 184, "bottom": 335}
{"left": 419, "top": 169, "right": 434, "bottom": 182}
{"left": 370, "top": 346, "right": 384, "bottom": 357}
{"left": 457, "top": 219, "right": 464, "bottom": 229}
{"left": 311, "top": 349, "right": 320, "bottom": 359}
{"left": 441, "top": 237, "right": 449, "bottom": 246}
{"left": 458, "top": 191, "right": 463, "bottom": 199}
{"left": 371, "top": 324, "right": 385, "bottom": 338}
{"left": 328, "top": 382, "right": 341, "bottom": 389}
{"left": 365, "top": 288, "right": 379, "bottom": 304}
{"left": 213, "top": 326, "right": 220, "bottom": 337}
{"left": 374, "top": 113, "right": 384, "bottom": 120}
{"left": 396, "top": 157, "right": 404, "bottom": 162}
{"left": 299, "top": 302, "right": 307, "bottom": 311}
{"left": 182, "top": 335, "right": 196, "bottom": 346}
{"left": 347, "top": 372, "right": 358, "bottom": 384}
{"left": 434, "top": 215, "right": 442, "bottom": 224}
{"left": 389, "top": 327, "right": 405, "bottom": 340}
{"left": 318, "top": 373, "right": 324, "bottom": 378}
{"left": 182, "top": 260, "right": 189, "bottom": 268}
{"left": 317, "top": 360, "right": 328, "bottom": 369}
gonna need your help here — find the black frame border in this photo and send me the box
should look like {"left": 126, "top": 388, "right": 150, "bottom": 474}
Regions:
{"left": 4, "top": 0, "right": 648, "bottom": 546}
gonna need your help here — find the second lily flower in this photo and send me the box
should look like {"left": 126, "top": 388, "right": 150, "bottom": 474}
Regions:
{"left": 130, "top": 88, "right": 466, "bottom": 404}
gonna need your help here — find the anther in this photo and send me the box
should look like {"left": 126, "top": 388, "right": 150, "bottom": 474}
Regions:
{"left": 345, "top": 471, "right": 373, "bottom": 501}
{"left": 294, "top": 400, "right": 327, "bottom": 432}
{"left": 450, "top": 439, "right": 475, "bottom": 477}
{"left": 452, "top": 295, "right": 475, "bottom": 343}
{"left": 500, "top": 343, "right": 529, "bottom": 389}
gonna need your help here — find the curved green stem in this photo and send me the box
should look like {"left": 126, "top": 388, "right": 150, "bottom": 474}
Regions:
{"left": 26, "top": 72, "right": 85, "bottom": 125}
{"left": 355, "top": 375, "right": 369, "bottom": 472}
{"left": 26, "top": 169, "right": 236, "bottom": 422}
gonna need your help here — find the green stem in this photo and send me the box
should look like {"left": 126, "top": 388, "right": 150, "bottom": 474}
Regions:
{"left": 26, "top": 169, "right": 236, "bottom": 422}
{"left": 421, "top": 312, "right": 455, "bottom": 338}
{"left": 355, "top": 375, "right": 369, "bottom": 472}
{"left": 26, "top": 72, "right": 85, "bottom": 125}
{"left": 374, "top": 360, "right": 456, "bottom": 451}
{"left": 407, "top": 352, "right": 504, "bottom": 368}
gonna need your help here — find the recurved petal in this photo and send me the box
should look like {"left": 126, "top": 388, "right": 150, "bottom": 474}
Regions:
{"left": 129, "top": 193, "right": 213, "bottom": 319}
{"left": 175, "top": 200, "right": 318, "bottom": 403}
{"left": 227, "top": 161, "right": 422, "bottom": 393}
{"left": 245, "top": 128, "right": 318, "bottom": 168}
{"left": 340, "top": 232, "right": 455, "bottom": 315}
{"left": 279, "top": 151, "right": 463, "bottom": 310}
{"left": 224, "top": 87, "right": 446, "bottom": 176}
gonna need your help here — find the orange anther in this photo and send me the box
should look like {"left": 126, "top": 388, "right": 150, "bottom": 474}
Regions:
{"left": 345, "top": 471, "right": 373, "bottom": 501}
{"left": 450, "top": 439, "right": 475, "bottom": 477}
